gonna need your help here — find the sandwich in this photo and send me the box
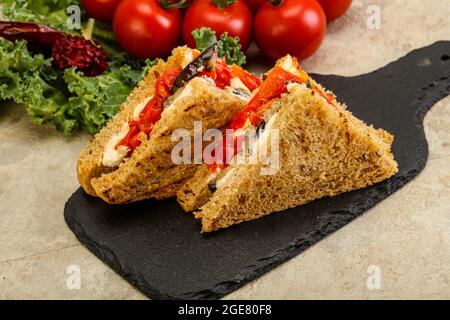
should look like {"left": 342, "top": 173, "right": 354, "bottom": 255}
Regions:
{"left": 77, "top": 44, "right": 261, "bottom": 204}
{"left": 177, "top": 55, "right": 398, "bottom": 232}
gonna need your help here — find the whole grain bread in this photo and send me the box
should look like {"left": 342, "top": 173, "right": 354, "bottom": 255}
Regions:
{"left": 190, "top": 83, "right": 398, "bottom": 232}
{"left": 177, "top": 165, "right": 214, "bottom": 212}
{"left": 77, "top": 46, "right": 194, "bottom": 196}
{"left": 77, "top": 46, "right": 249, "bottom": 204}
{"left": 90, "top": 76, "right": 248, "bottom": 204}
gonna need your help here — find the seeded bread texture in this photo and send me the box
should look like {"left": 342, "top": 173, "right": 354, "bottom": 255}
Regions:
{"left": 176, "top": 78, "right": 345, "bottom": 212}
{"left": 177, "top": 165, "right": 214, "bottom": 212}
{"left": 90, "top": 76, "right": 248, "bottom": 204}
{"left": 77, "top": 46, "right": 194, "bottom": 196}
{"left": 193, "top": 83, "right": 398, "bottom": 232}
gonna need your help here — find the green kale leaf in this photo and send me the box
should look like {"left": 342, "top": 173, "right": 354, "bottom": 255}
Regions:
{"left": 0, "top": 1, "right": 157, "bottom": 135}
{"left": 192, "top": 27, "right": 247, "bottom": 66}
{"left": 2, "top": 0, "right": 84, "bottom": 33}
{"left": 0, "top": 38, "right": 156, "bottom": 135}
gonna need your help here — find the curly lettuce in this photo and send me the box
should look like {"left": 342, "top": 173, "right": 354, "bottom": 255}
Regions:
{"left": 192, "top": 27, "right": 247, "bottom": 66}
{"left": 0, "top": 39, "right": 77, "bottom": 133}
{"left": 2, "top": 0, "right": 83, "bottom": 33}
{"left": 0, "top": 0, "right": 156, "bottom": 135}
{"left": 0, "top": 39, "right": 150, "bottom": 135}
{"left": 64, "top": 67, "right": 133, "bottom": 134}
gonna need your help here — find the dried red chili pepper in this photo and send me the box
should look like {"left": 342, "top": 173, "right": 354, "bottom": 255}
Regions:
{"left": 0, "top": 21, "right": 109, "bottom": 76}
{"left": 52, "top": 35, "right": 109, "bottom": 76}
{"left": 0, "top": 21, "right": 63, "bottom": 54}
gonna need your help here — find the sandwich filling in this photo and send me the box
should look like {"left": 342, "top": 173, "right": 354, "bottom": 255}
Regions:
{"left": 207, "top": 55, "right": 339, "bottom": 177}
{"left": 102, "top": 45, "right": 261, "bottom": 167}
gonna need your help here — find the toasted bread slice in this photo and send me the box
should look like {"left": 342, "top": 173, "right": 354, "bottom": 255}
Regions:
{"left": 177, "top": 164, "right": 213, "bottom": 212}
{"left": 78, "top": 45, "right": 252, "bottom": 204}
{"left": 180, "top": 80, "right": 398, "bottom": 232}
{"left": 90, "top": 76, "right": 247, "bottom": 204}
{"left": 77, "top": 46, "right": 195, "bottom": 196}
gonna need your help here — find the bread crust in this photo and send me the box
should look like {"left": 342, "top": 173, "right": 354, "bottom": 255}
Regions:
{"left": 191, "top": 83, "right": 398, "bottom": 232}
{"left": 77, "top": 46, "right": 194, "bottom": 196}
{"left": 177, "top": 165, "right": 213, "bottom": 212}
{"left": 78, "top": 46, "right": 250, "bottom": 203}
{"left": 89, "top": 76, "right": 247, "bottom": 204}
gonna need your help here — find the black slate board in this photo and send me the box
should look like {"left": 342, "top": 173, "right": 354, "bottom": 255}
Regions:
{"left": 65, "top": 42, "right": 450, "bottom": 300}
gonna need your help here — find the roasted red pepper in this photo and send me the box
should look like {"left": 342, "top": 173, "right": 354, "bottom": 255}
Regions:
{"left": 115, "top": 58, "right": 260, "bottom": 156}
{"left": 208, "top": 59, "right": 310, "bottom": 173}
{"left": 199, "top": 58, "right": 261, "bottom": 90}
{"left": 117, "top": 67, "right": 182, "bottom": 154}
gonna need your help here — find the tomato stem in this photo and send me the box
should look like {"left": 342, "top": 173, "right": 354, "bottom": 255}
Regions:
{"left": 82, "top": 18, "right": 95, "bottom": 41}
{"left": 211, "top": 0, "right": 237, "bottom": 9}
{"left": 268, "top": 0, "right": 284, "bottom": 6}
{"left": 159, "top": 0, "right": 189, "bottom": 9}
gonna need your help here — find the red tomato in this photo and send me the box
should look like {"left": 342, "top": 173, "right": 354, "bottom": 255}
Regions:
{"left": 317, "top": 0, "right": 352, "bottom": 21}
{"left": 113, "top": 0, "right": 182, "bottom": 59}
{"left": 183, "top": 0, "right": 253, "bottom": 51}
{"left": 81, "top": 0, "right": 122, "bottom": 22}
{"left": 254, "top": 0, "right": 326, "bottom": 61}
{"left": 243, "top": 0, "right": 266, "bottom": 12}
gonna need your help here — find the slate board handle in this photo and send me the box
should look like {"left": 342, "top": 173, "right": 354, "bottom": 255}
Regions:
{"left": 313, "top": 41, "right": 450, "bottom": 123}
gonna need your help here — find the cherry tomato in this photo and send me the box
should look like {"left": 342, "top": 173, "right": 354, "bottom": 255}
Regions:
{"left": 113, "top": 0, "right": 182, "bottom": 59}
{"left": 243, "top": 0, "right": 266, "bottom": 12}
{"left": 317, "top": 0, "right": 352, "bottom": 22}
{"left": 254, "top": 0, "right": 326, "bottom": 61}
{"left": 183, "top": 0, "right": 253, "bottom": 51}
{"left": 81, "top": 0, "right": 122, "bottom": 22}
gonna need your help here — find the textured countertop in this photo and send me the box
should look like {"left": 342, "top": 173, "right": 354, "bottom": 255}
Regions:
{"left": 0, "top": 0, "right": 449, "bottom": 299}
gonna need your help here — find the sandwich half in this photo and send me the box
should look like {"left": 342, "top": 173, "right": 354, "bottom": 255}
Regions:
{"left": 77, "top": 44, "right": 260, "bottom": 204}
{"left": 177, "top": 55, "right": 398, "bottom": 232}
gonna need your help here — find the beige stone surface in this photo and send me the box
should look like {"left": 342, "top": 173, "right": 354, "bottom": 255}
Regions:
{"left": 227, "top": 156, "right": 450, "bottom": 300}
{"left": 0, "top": 0, "right": 449, "bottom": 299}
{"left": 303, "top": 0, "right": 450, "bottom": 76}
{"left": 0, "top": 105, "right": 88, "bottom": 262}
{"left": 0, "top": 245, "right": 145, "bottom": 299}
{"left": 424, "top": 97, "right": 450, "bottom": 160}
